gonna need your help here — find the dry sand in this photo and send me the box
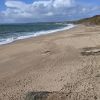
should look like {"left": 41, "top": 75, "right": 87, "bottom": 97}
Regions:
{"left": 0, "top": 25, "right": 100, "bottom": 100}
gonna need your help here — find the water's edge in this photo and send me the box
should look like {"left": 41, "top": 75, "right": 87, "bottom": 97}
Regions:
{"left": 0, "top": 24, "right": 75, "bottom": 45}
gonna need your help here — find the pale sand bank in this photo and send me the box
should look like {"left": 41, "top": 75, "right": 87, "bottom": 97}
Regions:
{"left": 0, "top": 25, "right": 100, "bottom": 100}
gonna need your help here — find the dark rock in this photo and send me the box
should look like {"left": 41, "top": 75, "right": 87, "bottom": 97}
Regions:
{"left": 25, "top": 91, "right": 52, "bottom": 100}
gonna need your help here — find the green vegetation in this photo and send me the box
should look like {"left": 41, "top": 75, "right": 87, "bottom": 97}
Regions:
{"left": 74, "top": 15, "right": 100, "bottom": 25}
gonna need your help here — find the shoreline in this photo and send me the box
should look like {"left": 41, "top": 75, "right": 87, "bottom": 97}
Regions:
{"left": 0, "top": 24, "right": 75, "bottom": 45}
{"left": 0, "top": 25, "right": 100, "bottom": 100}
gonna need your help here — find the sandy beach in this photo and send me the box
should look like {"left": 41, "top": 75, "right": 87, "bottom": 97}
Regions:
{"left": 0, "top": 25, "right": 100, "bottom": 100}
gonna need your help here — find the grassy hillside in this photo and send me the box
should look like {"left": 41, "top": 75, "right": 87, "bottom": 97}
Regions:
{"left": 74, "top": 15, "right": 100, "bottom": 25}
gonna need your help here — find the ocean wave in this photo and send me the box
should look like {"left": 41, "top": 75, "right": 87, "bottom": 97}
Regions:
{"left": 0, "top": 24, "right": 75, "bottom": 45}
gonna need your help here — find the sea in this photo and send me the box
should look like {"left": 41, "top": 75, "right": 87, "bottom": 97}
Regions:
{"left": 0, "top": 22, "right": 74, "bottom": 45}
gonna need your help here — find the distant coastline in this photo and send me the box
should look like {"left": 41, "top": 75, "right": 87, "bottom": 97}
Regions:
{"left": 0, "top": 15, "right": 100, "bottom": 45}
{"left": 73, "top": 15, "right": 100, "bottom": 25}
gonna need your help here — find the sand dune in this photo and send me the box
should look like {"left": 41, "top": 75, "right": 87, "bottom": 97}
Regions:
{"left": 0, "top": 25, "right": 100, "bottom": 100}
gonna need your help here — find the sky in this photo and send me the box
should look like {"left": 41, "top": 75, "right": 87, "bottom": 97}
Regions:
{"left": 0, "top": 0, "right": 100, "bottom": 23}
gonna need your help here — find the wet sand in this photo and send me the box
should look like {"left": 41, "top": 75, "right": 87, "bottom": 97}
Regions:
{"left": 0, "top": 25, "right": 100, "bottom": 100}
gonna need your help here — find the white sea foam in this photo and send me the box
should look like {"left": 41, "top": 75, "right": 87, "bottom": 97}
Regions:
{"left": 33, "top": 24, "right": 75, "bottom": 36}
{"left": 0, "top": 24, "right": 75, "bottom": 45}
{"left": 0, "top": 38, "right": 14, "bottom": 45}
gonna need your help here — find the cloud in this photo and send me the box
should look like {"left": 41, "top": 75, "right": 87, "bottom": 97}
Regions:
{"left": 0, "top": 0, "right": 100, "bottom": 23}
{"left": 5, "top": 0, "right": 28, "bottom": 9}
{"left": 1, "top": 0, "right": 75, "bottom": 22}
{"left": 53, "top": 0, "right": 74, "bottom": 8}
